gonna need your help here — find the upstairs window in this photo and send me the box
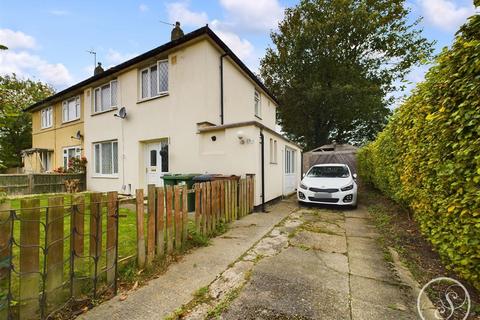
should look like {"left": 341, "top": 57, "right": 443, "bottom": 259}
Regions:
{"left": 254, "top": 90, "right": 261, "bottom": 118}
{"left": 62, "top": 96, "right": 80, "bottom": 123}
{"left": 140, "top": 60, "right": 168, "bottom": 99}
{"left": 41, "top": 106, "right": 53, "bottom": 129}
{"left": 94, "top": 80, "right": 118, "bottom": 113}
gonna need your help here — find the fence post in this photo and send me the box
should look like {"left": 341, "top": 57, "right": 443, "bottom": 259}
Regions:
{"left": 220, "top": 181, "right": 225, "bottom": 222}
{"left": 206, "top": 182, "right": 211, "bottom": 235}
{"left": 182, "top": 186, "right": 188, "bottom": 248}
{"left": 174, "top": 186, "right": 182, "bottom": 251}
{"left": 70, "top": 194, "right": 84, "bottom": 297}
{"left": 166, "top": 186, "right": 174, "bottom": 254}
{"left": 27, "top": 173, "right": 34, "bottom": 195}
{"left": 194, "top": 184, "right": 201, "bottom": 232}
{"left": 155, "top": 187, "right": 165, "bottom": 258}
{"left": 106, "top": 191, "right": 118, "bottom": 285}
{"left": 135, "top": 189, "right": 146, "bottom": 269}
{"left": 46, "top": 196, "right": 64, "bottom": 311}
{"left": 90, "top": 193, "right": 103, "bottom": 299}
{"left": 201, "top": 183, "right": 206, "bottom": 235}
{"left": 211, "top": 181, "right": 217, "bottom": 230}
{"left": 146, "top": 185, "right": 156, "bottom": 266}
{"left": 19, "top": 198, "right": 40, "bottom": 320}
{"left": 0, "top": 202, "right": 11, "bottom": 320}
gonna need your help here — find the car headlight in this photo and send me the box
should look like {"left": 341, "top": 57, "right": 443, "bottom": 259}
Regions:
{"left": 341, "top": 184, "right": 354, "bottom": 191}
{"left": 300, "top": 182, "right": 308, "bottom": 190}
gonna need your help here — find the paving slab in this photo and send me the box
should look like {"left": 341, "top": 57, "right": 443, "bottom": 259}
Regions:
{"left": 290, "top": 230, "right": 347, "bottom": 253}
{"left": 345, "top": 217, "right": 380, "bottom": 238}
{"left": 222, "top": 247, "right": 350, "bottom": 320}
{"left": 351, "top": 299, "right": 415, "bottom": 320}
{"left": 79, "top": 200, "right": 296, "bottom": 320}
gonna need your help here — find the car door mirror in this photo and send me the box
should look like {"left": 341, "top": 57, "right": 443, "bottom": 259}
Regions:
{"left": 302, "top": 173, "right": 306, "bottom": 178}
{"left": 353, "top": 173, "right": 357, "bottom": 180}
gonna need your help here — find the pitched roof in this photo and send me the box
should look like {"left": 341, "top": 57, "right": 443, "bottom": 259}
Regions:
{"left": 24, "top": 26, "right": 278, "bottom": 112}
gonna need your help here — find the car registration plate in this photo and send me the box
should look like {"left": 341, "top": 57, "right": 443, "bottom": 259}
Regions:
{"left": 315, "top": 192, "right": 332, "bottom": 198}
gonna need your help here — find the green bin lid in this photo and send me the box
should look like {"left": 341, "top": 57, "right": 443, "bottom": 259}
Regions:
{"left": 162, "top": 173, "right": 200, "bottom": 180}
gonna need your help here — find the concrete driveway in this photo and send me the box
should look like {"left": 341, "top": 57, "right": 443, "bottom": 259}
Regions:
{"left": 208, "top": 203, "right": 416, "bottom": 319}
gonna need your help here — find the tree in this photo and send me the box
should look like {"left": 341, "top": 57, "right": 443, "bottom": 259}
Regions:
{"left": 0, "top": 45, "right": 7, "bottom": 50}
{"left": 0, "top": 74, "right": 54, "bottom": 170}
{"left": 260, "top": 0, "right": 434, "bottom": 149}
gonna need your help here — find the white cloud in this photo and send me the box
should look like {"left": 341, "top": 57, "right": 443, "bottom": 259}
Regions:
{"left": 105, "top": 49, "right": 138, "bottom": 66}
{"left": 0, "top": 28, "right": 73, "bottom": 88}
{"left": 49, "top": 9, "right": 70, "bottom": 16}
{"left": 219, "top": 0, "right": 284, "bottom": 32}
{"left": 139, "top": 4, "right": 149, "bottom": 12}
{"left": 166, "top": 1, "right": 209, "bottom": 27}
{"left": 210, "top": 20, "right": 255, "bottom": 62}
{"left": 0, "top": 50, "right": 73, "bottom": 87}
{"left": 0, "top": 29, "right": 36, "bottom": 49}
{"left": 419, "top": 0, "right": 474, "bottom": 31}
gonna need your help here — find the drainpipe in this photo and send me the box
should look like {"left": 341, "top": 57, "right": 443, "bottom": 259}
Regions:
{"left": 260, "top": 130, "right": 265, "bottom": 212}
{"left": 219, "top": 53, "right": 228, "bottom": 125}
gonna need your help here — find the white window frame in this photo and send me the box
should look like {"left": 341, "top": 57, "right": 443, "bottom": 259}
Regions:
{"left": 285, "top": 147, "right": 296, "bottom": 174}
{"left": 40, "top": 151, "right": 52, "bottom": 172}
{"left": 254, "top": 90, "right": 261, "bottom": 118}
{"left": 273, "top": 140, "right": 278, "bottom": 164}
{"left": 63, "top": 146, "right": 81, "bottom": 169}
{"left": 41, "top": 106, "right": 53, "bottom": 129}
{"left": 139, "top": 59, "right": 168, "bottom": 100}
{"left": 93, "top": 140, "right": 119, "bottom": 177}
{"left": 93, "top": 80, "right": 118, "bottom": 113}
{"left": 62, "top": 96, "right": 81, "bottom": 123}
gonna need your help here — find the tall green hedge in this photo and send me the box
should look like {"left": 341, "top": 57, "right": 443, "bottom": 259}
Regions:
{"left": 357, "top": 12, "right": 480, "bottom": 289}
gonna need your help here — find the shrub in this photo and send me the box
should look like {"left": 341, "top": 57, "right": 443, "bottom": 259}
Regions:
{"left": 358, "top": 12, "right": 480, "bottom": 289}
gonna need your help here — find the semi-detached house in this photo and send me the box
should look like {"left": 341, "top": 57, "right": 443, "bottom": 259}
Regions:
{"left": 23, "top": 25, "right": 301, "bottom": 208}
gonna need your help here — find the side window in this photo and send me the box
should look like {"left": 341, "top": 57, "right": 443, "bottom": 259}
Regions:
{"left": 254, "top": 90, "right": 261, "bottom": 118}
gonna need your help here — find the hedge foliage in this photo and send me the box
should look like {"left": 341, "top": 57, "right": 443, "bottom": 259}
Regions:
{"left": 357, "top": 12, "right": 480, "bottom": 289}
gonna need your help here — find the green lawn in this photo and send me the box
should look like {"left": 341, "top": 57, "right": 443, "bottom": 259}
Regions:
{"left": 1, "top": 192, "right": 139, "bottom": 315}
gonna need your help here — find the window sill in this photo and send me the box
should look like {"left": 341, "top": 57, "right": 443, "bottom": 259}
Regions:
{"left": 91, "top": 175, "right": 119, "bottom": 179}
{"left": 40, "top": 126, "right": 53, "bottom": 130}
{"left": 91, "top": 107, "right": 117, "bottom": 117}
{"left": 137, "top": 92, "right": 169, "bottom": 104}
{"left": 62, "top": 118, "right": 81, "bottom": 124}
{"left": 255, "top": 115, "right": 262, "bottom": 120}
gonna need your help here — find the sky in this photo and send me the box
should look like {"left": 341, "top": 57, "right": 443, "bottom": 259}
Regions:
{"left": 0, "top": 0, "right": 477, "bottom": 97}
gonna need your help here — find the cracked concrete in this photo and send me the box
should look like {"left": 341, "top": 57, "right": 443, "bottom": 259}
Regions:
{"left": 219, "top": 204, "right": 417, "bottom": 320}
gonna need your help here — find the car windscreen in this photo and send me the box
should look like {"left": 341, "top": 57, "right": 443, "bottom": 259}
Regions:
{"left": 307, "top": 166, "right": 350, "bottom": 178}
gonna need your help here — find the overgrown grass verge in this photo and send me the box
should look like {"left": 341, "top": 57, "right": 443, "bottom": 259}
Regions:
{"left": 359, "top": 184, "right": 480, "bottom": 318}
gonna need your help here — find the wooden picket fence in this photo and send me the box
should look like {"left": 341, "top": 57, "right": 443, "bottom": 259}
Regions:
{"left": 134, "top": 175, "right": 255, "bottom": 268}
{"left": 0, "top": 175, "right": 255, "bottom": 319}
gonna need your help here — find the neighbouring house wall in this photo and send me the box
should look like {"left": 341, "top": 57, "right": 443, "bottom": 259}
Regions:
{"left": 31, "top": 98, "right": 85, "bottom": 170}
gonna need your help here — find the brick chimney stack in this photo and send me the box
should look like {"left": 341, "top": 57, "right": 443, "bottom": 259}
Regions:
{"left": 171, "top": 21, "right": 184, "bottom": 41}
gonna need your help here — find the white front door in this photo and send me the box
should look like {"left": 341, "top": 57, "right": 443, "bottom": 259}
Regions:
{"left": 145, "top": 141, "right": 168, "bottom": 186}
{"left": 284, "top": 147, "right": 297, "bottom": 195}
